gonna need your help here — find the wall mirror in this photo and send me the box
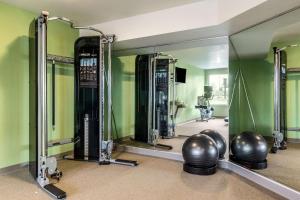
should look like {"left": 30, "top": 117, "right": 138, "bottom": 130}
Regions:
{"left": 229, "top": 7, "right": 300, "bottom": 191}
{"left": 112, "top": 37, "right": 230, "bottom": 161}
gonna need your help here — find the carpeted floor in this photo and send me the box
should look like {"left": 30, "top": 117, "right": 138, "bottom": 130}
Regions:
{"left": 121, "top": 119, "right": 228, "bottom": 156}
{"left": 159, "top": 119, "right": 228, "bottom": 155}
{"left": 255, "top": 143, "right": 300, "bottom": 192}
{"left": 0, "top": 153, "right": 282, "bottom": 200}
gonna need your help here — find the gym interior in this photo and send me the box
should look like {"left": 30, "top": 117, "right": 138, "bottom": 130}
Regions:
{"left": 0, "top": 1, "right": 300, "bottom": 199}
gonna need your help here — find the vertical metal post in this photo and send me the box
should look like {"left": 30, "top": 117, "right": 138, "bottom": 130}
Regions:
{"left": 172, "top": 60, "right": 176, "bottom": 136}
{"left": 107, "top": 41, "right": 112, "bottom": 142}
{"left": 274, "top": 48, "right": 281, "bottom": 132}
{"left": 52, "top": 60, "right": 55, "bottom": 128}
{"left": 152, "top": 57, "right": 157, "bottom": 130}
{"left": 147, "top": 56, "right": 153, "bottom": 144}
{"left": 152, "top": 56, "right": 157, "bottom": 143}
{"left": 37, "top": 12, "right": 49, "bottom": 186}
{"left": 99, "top": 38, "right": 105, "bottom": 162}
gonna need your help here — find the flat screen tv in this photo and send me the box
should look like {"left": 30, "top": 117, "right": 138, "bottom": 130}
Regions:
{"left": 175, "top": 67, "right": 186, "bottom": 83}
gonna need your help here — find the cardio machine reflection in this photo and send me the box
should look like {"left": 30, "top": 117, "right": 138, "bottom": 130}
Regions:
{"left": 195, "top": 86, "right": 215, "bottom": 122}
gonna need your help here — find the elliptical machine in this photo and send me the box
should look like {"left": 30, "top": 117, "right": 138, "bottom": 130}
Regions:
{"left": 195, "top": 86, "right": 214, "bottom": 122}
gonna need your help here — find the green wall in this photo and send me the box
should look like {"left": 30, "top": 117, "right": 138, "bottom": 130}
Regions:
{"left": 229, "top": 40, "right": 300, "bottom": 139}
{"left": 0, "top": 2, "right": 78, "bottom": 169}
{"left": 204, "top": 68, "right": 228, "bottom": 117}
{"left": 111, "top": 55, "right": 136, "bottom": 139}
{"left": 175, "top": 62, "right": 205, "bottom": 123}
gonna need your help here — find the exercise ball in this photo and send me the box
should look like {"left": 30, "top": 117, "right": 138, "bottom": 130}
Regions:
{"left": 230, "top": 131, "right": 268, "bottom": 169}
{"left": 182, "top": 134, "right": 219, "bottom": 175}
{"left": 200, "top": 129, "right": 227, "bottom": 159}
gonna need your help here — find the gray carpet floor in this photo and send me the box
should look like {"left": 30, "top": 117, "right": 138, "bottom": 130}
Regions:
{"left": 0, "top": 153, "right": 281, "bottom": 200}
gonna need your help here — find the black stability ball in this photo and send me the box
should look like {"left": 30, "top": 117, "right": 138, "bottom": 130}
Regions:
{"left": 182, "top": 134, "right": 219, "bottom": 175}
{"left": 230, "top": 131, "right": 268, "bottom": 163}
{"left": 200, "top": 129, "right": 227, "bottom": 159}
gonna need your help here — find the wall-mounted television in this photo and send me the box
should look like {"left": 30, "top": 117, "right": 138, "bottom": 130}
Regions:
{"left": 175, "top": 67, "right": 186, "bottom": 83}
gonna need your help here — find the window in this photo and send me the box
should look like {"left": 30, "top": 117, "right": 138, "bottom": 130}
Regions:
{"left": 208, "top": 74, "right": 228, "bottom": 105}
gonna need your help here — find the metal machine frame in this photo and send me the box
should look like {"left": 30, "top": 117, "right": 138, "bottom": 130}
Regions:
{"left": 134, "top": 53, "right": 177, "bottom": 149}
{"left": 149, "top": 53, "right": 177, "bottom": 142}
{"left": 30, "top": 11, "right": 137, "bottom": 199}
{"left": 271, "top": 45, "right": 300, "bottom": 153}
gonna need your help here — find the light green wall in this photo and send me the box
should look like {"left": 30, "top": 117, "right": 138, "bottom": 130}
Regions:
{"left": 0, "top": 2, "right": 78, "bottom": 169}
{"left": 47, "top": 20, "right": 79, "bottom": 155}
{"left": 229, "top": 58, "right": 273, "bottom": 137}
{"left": 204, "top": 68, "right": 228, "bottom": 85}
{"left": 204, "top": 68, "right": 228, "bottom": 117}
{"left": 111, "top": 55, "right": 136, "bottom": 139}
{"left": 175, "top": 62, "right": 205, "bottom": 123}
{"left": 229, "top": 40, "right": 300, "bottom": 139}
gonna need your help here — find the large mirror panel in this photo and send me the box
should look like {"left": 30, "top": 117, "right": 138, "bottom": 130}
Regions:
{"left": 229, "top": 8, "right": 300, "bottom": 191}
{"left": 112, "top": 38, "right": 230, "bottom": 167}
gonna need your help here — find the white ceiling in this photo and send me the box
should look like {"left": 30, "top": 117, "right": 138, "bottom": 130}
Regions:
{"left": 1, "top": 0, "right": 203, "bottom": 25}
{"left": 230, "top": 7, "right": 300, "bottom": 59}
{"left": 111, "top": 0, "right": 300, "bottom": 51}
{"left": 272, "top": 22, "right": 300, "bottom": 43}
{"left": 165, "top": 45, "right": 228, "bottom": 69}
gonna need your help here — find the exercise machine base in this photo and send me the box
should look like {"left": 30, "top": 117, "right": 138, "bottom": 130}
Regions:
{"left": 44, "top": 184, "right": 66, "bottom": 199}
{"left": 153, "top": 143, "right": 173, "bottom": 150}
{"left": 63, "top": 155, "right": 138, "bottom": 167}
{"left": 270, "top": 141, "right": 287, "bottom": 154}
{"left": 230, "top": 155, "right": 267, "bottom": 170}
{"left": 183, "top": 163, "right": 217, "bottom": 175}
{"left": 107, "top": 159, "right": 139, "bottom": 167}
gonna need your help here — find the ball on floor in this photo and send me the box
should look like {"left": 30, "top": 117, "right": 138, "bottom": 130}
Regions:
{"left": 230, "top": 131, "right": 268, "bottom": 169}
{"left": 200, "top": 129, "right": 227, "bottom": 159}
{"left": 182, "top": 134, "right": 219, "bottom": 175}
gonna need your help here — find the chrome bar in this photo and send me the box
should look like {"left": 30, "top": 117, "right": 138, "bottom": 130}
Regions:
{"left": 147, "top": 55, "right": 153, "bottom": 144}
{"left": 48, "top": 138, "right": 74, "bottom": 147}
{"left": 48, "top": 16, "right": 108, "bottom": 39}
{"left": 99, "top": 39, "right": 105, "bottom": 162}
{"left": 38, "top": 14, "right": 48, "bottom": 159}
{"left": 287, "top": 67, "right": 300, "bottom": 73}
{"left": 47, "top": 54, "right": 74, "bottom": 64}
{"left": 107, "top": 41, "right": 112, "bottom": 142}
{"left": 287, "top": 127, "right": 300, "bottom": 131}
{"left": 172, "top": 60, "right": 176, "bottom": 135}
{"left": 152, "top": 56, "right": 157, "bottom": 141}
{"left": 37, "top": 12, "right": 49, "bottom": 187}
{"left": 274, "top": 48, "right": 281, "bottom": 132}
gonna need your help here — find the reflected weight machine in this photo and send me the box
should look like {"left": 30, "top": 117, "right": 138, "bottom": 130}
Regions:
{"left": 29, "top": 11, "right": 137, "bottom": 199}
{"left": 135, "top": 53, "right": 177, "bottom": 148}
{"left": 272, "top": 45, "right": 300, "bottom": 153}
{"left": 271, "top": 47, "right": 288, "bottom": 153}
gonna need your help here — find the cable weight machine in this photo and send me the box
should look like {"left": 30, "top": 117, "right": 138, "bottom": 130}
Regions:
{"left": 134, "top": 53, "right": 177, "bottom": 149}
{"left": 29, "top": 11, "right": 137, "bottom": 199}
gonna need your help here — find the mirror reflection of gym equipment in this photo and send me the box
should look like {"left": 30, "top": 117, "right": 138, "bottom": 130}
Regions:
{"left": 119, "top": 45, "right": 230, "bottom": 155}
{"left": 195, "top": 86, "right": 215, "bottom": 122}
{"left": 229, "top": 7, "right": 300, "bottom": 193}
